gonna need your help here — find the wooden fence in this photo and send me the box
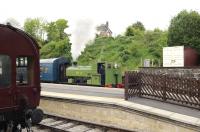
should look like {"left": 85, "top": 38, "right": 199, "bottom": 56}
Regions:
{"left": 125, "top": 70, "right": 200, "bottom": 109}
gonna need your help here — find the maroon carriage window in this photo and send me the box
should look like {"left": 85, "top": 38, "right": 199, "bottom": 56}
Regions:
{"left": 0, "top": 55, "right": 11, "bottom": 87}
{"left": 16, "top": 57, "right": 33, "bottom": 86}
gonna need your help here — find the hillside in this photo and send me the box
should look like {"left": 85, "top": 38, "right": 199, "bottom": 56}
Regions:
{"left": 77, "top": 30, "right": 168, "bottom": 72}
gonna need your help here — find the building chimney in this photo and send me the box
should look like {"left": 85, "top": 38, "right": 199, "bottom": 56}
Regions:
{"left": 106, "top": 21, "right": 109, "bottom": 27}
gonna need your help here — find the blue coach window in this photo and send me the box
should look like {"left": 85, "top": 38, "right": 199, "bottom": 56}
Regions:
{"left": 40, "top": 66, "right": 43, "bottom": 73}
{"left": 0, "top": 55, "right": 11, "bottom": 87}
{"left": 44, "top": 67, "right": 48, "bottom": 73}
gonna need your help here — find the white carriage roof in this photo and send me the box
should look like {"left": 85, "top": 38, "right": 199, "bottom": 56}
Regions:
{"left": 40, "top": 58, "right": 58, "bottom": 63}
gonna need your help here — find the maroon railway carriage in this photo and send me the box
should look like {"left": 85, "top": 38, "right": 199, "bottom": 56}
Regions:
{"left": 0, "top": 24, "right": 43, "bottom": 131}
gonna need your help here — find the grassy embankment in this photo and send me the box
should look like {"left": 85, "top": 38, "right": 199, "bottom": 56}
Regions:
{"left": 78, "top": 30, "right": 167, "bottom": 73}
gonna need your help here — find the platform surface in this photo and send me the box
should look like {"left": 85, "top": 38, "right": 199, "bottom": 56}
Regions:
{"left": 41, "top": 83, "right": 124, "bottom": 98}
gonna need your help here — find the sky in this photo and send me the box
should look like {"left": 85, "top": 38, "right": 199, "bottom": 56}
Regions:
{"left": 1, "top": 0, "right": 200, "bottom": 59}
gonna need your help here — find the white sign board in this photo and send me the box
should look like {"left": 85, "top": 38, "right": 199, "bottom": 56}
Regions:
{"left": 143, "top": 59, "right": 150, "bottom": 67}
{"left": 163, "top": 46, "right": 184, "bottom": 67}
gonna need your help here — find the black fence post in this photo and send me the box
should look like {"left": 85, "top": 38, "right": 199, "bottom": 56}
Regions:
{"left": 198, "top": 80, "right": 200, "bottom": 110}
{"left": 125, "top": 72, "right": 128, "bottom": 100}
{"left": 162, "top": 74, "right": 167, "bottom": 101}
{"left": 138, "top": 73, "right": 142, "bottom": 97}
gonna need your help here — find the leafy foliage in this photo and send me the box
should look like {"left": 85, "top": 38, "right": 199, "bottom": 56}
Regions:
{"left": 40, "top": 38, "right": 72, "bottom": 60}
{"left": 23, "top": 18, "right": 72, "bottom": 62}
{"left": 125, "top": 21, "right": 145, "bottom": 36}
{"left": 168, "top": 10, "right": 200, "bottom": 51}
{"left": 132, "top": 21, "right": 145, "bottom": 31}
{"left": 45, "top": 19, "right": 69, "bottom": 42}
{"left": 24, "top": 18, "right": 46, "bottom": 45}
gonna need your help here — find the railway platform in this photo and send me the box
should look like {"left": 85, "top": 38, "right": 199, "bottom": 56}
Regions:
{"left": 40, "top": 83, "right": 200, "bottom": 132}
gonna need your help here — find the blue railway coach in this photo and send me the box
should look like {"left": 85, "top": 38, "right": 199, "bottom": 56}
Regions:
{"left": 40, "top": 57, "right": 69, "bottom": 82}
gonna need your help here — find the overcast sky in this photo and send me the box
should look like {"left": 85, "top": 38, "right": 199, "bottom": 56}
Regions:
{"left": 1, "top": 0, "right": 200, "bottom": 59}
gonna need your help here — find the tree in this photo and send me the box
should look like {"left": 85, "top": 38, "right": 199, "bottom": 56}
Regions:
{"left": 168, "top": 10, "right": 200, "bottom": 51}
{"left": 23, "top": 18, "right": 46, "bottom": 45}
{"left": 132, "top": 21, "right": 145, "bottom": 31}
{"left": 45, "top": 19, "right": 68, "bottom": 42}
{"left": 40, "top": 19, "right": 72, "bottom": 62}
{"left": 24, "top": 18, "right": 72, "bottom": 61}
{"left": 45, "top": 22, "right": 59, "bottom": 41}
{"left": 56, "top": 19, "right": 68, "bottom": 39}
{"left": 125, "top": 26, "right": 135, "bottom": 36}
{"left": 40, "top": 38, "right": 72, "bottom": 60}
{"left": 125, "top": 21, "right": 145, "bottom": 36}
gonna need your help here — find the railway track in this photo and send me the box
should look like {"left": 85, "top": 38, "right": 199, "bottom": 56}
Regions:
{"left": 36, "top": 113, "right": 133, "bottom": 132}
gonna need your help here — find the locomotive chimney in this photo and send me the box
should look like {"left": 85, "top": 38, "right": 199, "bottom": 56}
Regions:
{"left": 73, "top": 61, "right": 78, "bottom": 66}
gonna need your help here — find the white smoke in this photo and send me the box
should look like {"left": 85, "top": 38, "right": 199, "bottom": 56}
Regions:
{"left": 4, "top": 18, "right": 22, "bottom": 29}
{"left": 71, "top": 19, "right": 95, "bottom": 60}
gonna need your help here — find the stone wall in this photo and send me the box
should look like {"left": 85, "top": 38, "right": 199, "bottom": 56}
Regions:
{"left": 40, "top": 98, "right": 199, "bottom": 132}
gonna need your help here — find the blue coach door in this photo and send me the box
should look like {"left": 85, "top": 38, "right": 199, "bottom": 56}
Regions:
{"left": 59, "top": 64, "right": 66, "bottom": 82}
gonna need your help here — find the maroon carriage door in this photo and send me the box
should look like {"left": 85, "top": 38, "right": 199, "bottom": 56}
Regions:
{"left": 15, "top": 56, "right": 37, "bottom": 108}
{"left": 0, "top": 55, "right": 13, "bottom": 108}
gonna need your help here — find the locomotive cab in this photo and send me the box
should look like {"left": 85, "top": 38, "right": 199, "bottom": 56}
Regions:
{"left": 97, "top": 62, "right": 105, "bottom": 85}
{"left": 98, "top": 62, "right": 122, "bottom": 88}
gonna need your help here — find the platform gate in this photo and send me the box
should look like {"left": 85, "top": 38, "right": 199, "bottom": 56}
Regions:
{"left": 125, "top": 71, "right": 200, "bottom": 109}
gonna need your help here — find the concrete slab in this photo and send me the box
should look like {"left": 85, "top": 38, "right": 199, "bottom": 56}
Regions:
{"left": 55, "top": 122, "right": 76, "bottom": 129}
{"left": 169, "top": 113, "right": 199, "bottom": 125}
{"left": 45, "top": 120, "right": 64, "bottom": 126}
{"left": 195, "top": 119, "right": 200, "bottom": 126}
{"left": 67, "top": 125, "right": 91, "bottom": 132}
{"left": 87, "top": 129, "right": 103, "bottom": 132}
{"left": 129, "top": 97, "right": 200, "bottom": 118}
{"left": 40, "top": 118, "right": 55, "bottom": 124}
{"left": 147, "top": 108, "right": 174, "bottom": 118}
{"left": 119, "top": 100, "right": 153, "bottom": 112}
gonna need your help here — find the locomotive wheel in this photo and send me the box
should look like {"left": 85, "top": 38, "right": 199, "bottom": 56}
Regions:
{"left": 11, "top": 122, "right": 22, "bottom": 132}
{"left": 0, "top": 122, "right": 7, "bottom": 132}
{"left": 12, "top": 125, "right": 22, "bottom": 132}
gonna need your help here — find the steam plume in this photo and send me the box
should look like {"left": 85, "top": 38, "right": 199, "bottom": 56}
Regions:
{"left": 71, "top": 19, "right": 95, "bottom": 60}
